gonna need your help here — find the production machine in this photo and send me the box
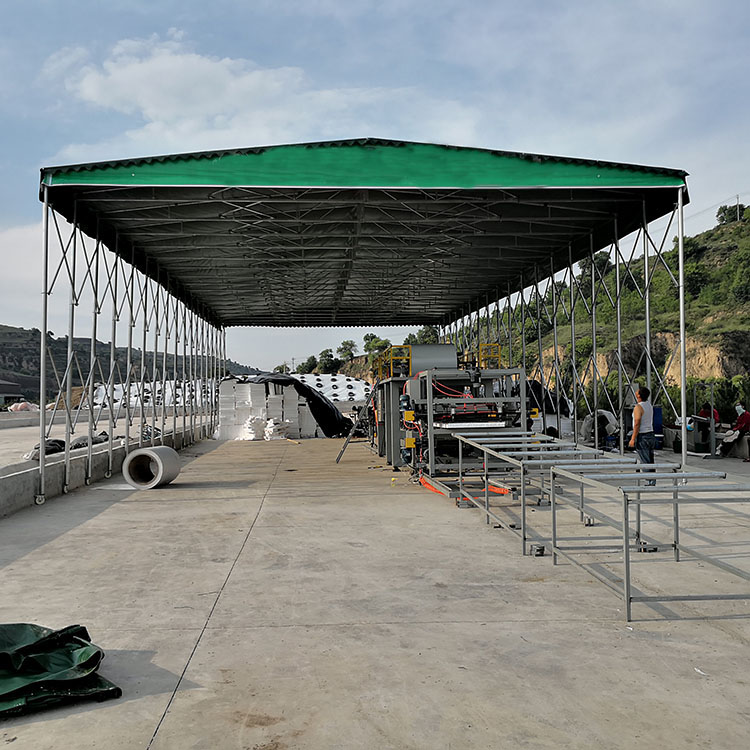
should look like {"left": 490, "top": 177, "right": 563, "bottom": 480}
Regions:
{"left": 369, "top": 344, "right": 527, "bottom": 476}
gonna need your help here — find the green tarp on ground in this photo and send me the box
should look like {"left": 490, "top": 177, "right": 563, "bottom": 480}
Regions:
{"left": 0, "top": 623, "right": 121, "bottom": 718}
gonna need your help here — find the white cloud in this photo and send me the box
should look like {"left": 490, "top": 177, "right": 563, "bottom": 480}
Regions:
{"left": 39, "top": 46, "right": 90, "bottom": 81}
{"left": 0, "top": 223, "right": 44, "bottom": 330}
{"left": 43, "top": 32, "right": 481, "bottom": 163}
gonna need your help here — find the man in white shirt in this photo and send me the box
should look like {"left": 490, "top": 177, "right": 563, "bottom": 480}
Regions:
{"left": 628, "top": 386, "right": 656, "bottom": 485}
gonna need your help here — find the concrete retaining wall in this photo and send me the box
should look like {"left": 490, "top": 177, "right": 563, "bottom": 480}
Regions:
{"left": 0, "top": 428, "right": 198, "bottom": 519}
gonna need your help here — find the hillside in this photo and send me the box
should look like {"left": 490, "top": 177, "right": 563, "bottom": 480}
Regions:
{"left": 542, "top": 216, "right": 750, "bottom": 382}
{"left": 0, "top": 324, "right": 258, "bottom": 402}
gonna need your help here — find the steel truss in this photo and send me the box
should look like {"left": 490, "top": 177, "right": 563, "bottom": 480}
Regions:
{"left": 439, "top": 189, "right": 688, "bottom": 466}
{"left": 37, "top": 188, "right": 225, "bottom": 503}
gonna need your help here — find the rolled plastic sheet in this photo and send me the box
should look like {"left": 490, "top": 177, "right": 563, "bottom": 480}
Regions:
{"left": 0, "top": 623, "right": 121, "bottom": 717}
{"left": 238, "top": 373, "right": 353, "bottom": 438}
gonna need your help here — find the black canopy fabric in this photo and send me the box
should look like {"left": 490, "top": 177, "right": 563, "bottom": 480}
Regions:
{"left": 0, "top": 623, "right": 121, "bottom": 717}
{"left": 241, "top": 373, "right": 354, "bottom": 438}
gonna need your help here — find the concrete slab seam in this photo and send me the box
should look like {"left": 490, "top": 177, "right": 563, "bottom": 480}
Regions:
{"left": 144, "top": 443, "right": 289, "bottom": 750}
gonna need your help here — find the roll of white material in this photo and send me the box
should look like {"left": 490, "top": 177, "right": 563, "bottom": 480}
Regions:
{"left": 122, "top": 446, "right": 181, "bottom": 489}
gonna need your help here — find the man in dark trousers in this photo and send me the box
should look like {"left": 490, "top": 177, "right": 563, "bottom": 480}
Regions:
{"left": 629, "top": 386, "right": 656, "bottom": 485}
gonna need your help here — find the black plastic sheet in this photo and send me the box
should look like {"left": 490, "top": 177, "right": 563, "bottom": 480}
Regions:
{"left": 243, "top": 373, "right": 353, "bottom": 438}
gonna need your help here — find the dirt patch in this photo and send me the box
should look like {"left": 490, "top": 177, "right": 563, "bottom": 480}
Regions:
{"left": 232, "top": 711, "right": 282, "bottom": 728}
{"left": 251, "top": 740, "right": 284, "bottom": 750}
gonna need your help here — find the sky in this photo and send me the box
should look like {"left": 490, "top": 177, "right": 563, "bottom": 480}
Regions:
{"left": 1, "top": 0, "right": 749, "bottom": 369}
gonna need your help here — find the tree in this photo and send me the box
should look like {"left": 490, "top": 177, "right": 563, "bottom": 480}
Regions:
{"left": 731, "top": 270, "right": 750, "bottom": 303}
{"left": 683, "top": 262, "right": 708, "bottom": 298}
{"left": 403, "top": 325, "right": 439, "bottom": 346}
{"left": 296, "top": 355, "right": 318, "bottom": 374}
{"left": 336, "top": 339, "right": 358, "bottom": 361}
{"left": 577, "top": 251, "right": 614, "bottom": 287}
{"left": 318, "top": 348, "right": 342, "bottom": 374}
{"left": 716, "top": 203, "right": 747, "bottom": 225}
{"left": 273, "top": 363, "right": 289, "bottom": 373}
{"left": 363, "top": 333, "right": 391, "bottom": 354}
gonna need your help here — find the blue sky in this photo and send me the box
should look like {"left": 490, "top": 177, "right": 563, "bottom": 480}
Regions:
{"left": 1, "top": 1, "right": 749, "bottom": 368}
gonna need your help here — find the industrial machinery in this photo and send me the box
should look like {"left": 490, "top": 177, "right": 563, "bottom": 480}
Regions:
{"left": 369, "top": 344, "right": 527, "bottom": 476}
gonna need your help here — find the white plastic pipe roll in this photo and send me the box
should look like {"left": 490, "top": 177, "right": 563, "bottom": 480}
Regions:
{"left": 122, "top": 446, "right": 181, "bottom": 489}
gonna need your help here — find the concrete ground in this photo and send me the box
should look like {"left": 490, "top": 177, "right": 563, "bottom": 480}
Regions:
{"left": 1, "top": 438, "right": 749, "bottom": 749}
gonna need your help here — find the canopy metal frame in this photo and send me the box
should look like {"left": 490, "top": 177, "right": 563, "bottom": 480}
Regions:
{"left": 440, "top": 190, "right": 688, "bottom": 466}
{"left": 37, "top": 186, "right": 224, "bottom": 502}
{"left": 36, "top": 139, "right": 689, "bottom": 499}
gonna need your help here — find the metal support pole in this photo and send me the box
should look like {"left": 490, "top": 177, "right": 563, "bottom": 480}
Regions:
{"left": 484, "top": 294, "right": 500, "bottom": 360}
{"left": 550, "top": 258, "right": 561, "bottom": 436}
{"left": 63, "top": 205, "right": 78, "bottom": 492}
{"left": 622, "top": 493, "right": 632, "bottom": 621}
{"left": 139, "top": 275, "right": 149, "bottom": 447}
{"left": 614, "top": 227, "right": 624, "bottom": 454}
{"left": 672, "top": 475, "right": 680, "bottom": 562}
{"left": 159, "top": 284, "right": 169, "bottom": 444}
{"left": 86, "top": 228, "right": 100, "bottom": 485}
{"left": 124, "top": 256, "right": 135, "bottom": 453}
{"left": 150, "top": 273, "right": 160, "bottom": 446}
{"left": 484, "top": 450, "right": 489, "bottom": 524}
{"left": 643, "top": 203, "right": 652, "bottom": 391}
{"left": 520, "top": 466, "right": 527, "bottom": 555}
{"left": 222, "top": 328, "right": 227, "bottom": 381}
{"left": 507, "top": 282, "right": 513, "bottom": 367}
{"left": 569, "top": 246, "right": 578, "bottom": 442}
{"left": 591, "top": 236, "right": 599, "bottom": 449}
{"left": 201, "top": 315, "right": 208, "bottom": 437}
{"left": 551, "top": 471, "right": 558, "bottom": 564}
{"left": 182, "top": 303, "right": 188, "bottom": 444}
{"left": 535, "top": 266, "right": 546, "bottom": 432}
{"left": 172, "top": 293, "right": 179, "bottom": 445}
{"left": 37, "top": 187, "right": 50, "bottom": 504}
{"left": 427, "top": 371, "right": 435, "bottom": 476}
{"left": 190, "top": 309, "right": 196, "bottom": 443}
{"left": 710, "top": 383, "right": 717, "bottom": 456}
{"left": 678, "top": 188, "right": 688, "bottom": 469}
{"left": 458, "top": 438, "right": 463, "bottom": 499}
{"left": 495, "top": 295, "right": 501, "bottom": 363}
{"left": 107, "top": 239, "right": 118, "bottom": 477}
{"left": 520, "top": 274, "right": 527, "bottom": 374}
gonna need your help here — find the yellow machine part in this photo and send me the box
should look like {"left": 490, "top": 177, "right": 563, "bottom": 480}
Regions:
{"left": 404, "top": 436, "right": 416, "bottom": 448}
{"left": 403, "top": 410, "right": 415, "bottom": 422}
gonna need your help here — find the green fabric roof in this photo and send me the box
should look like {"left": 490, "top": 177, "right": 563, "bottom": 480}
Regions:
{"left": 41, "top": 138, "right": 686, "bottom": 190}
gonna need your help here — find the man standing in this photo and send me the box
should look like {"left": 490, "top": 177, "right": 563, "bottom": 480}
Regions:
{"left": 629, "top": 386, "right": 656, "bottom": 485}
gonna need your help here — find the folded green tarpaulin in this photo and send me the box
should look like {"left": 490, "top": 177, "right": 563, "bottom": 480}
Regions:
{"left": 0, "top": 623, "right": 121, "bottom": 717}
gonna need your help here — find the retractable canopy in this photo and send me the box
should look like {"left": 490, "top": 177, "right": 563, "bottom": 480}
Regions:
{"left": 40, "top": 138, "right": 688, "bottom": 327}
